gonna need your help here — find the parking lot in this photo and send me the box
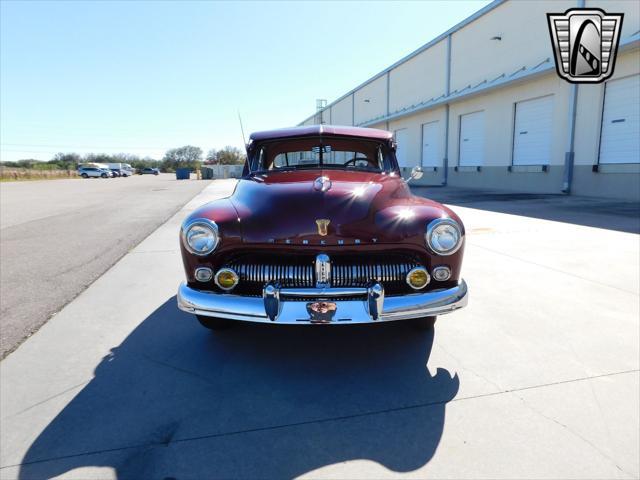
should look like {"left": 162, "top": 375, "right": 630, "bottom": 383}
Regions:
{"left": 0, "top": 174, "right": 207, "bottom": 357}
{"left": 1, "top": 179, "right": 638, "bottom": 479}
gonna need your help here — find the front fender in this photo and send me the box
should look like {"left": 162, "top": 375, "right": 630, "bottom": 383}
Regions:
{"left": 376, "top": 200, "right": 466, "bottom": 283}
{"left": 179, "top": 199, "right": 242, "bottom": 283}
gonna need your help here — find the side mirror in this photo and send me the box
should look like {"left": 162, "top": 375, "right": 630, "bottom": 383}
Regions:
{"left": 405, "top": 166, "right": 423, "bottom": 183}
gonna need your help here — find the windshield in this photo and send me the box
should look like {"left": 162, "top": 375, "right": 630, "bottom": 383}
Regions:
{"left": 249, "top": 137, "right": 395, "bottom": 173}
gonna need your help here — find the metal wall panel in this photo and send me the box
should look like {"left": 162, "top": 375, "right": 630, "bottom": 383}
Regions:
{"left": 394, "top": 128, "right": 411, "bottom": 167}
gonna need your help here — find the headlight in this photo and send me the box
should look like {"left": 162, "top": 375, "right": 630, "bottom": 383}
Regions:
{"left": 426, "top": 218, "right": 462, "bottom": 255}
{"left": 182, "top": 219, "right": 219, "bottom": 256}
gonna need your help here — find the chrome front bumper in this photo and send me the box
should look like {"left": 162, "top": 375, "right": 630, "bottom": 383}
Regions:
{"left": 177, "top": 279, "right": 468, "bottom": 325}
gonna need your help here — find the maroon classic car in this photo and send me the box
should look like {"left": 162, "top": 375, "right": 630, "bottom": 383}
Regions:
{"left": 177, "top": 125, "right": 467, "bottom": 330}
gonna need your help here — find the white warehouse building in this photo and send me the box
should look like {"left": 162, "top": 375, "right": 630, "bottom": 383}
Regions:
{"left": 299, "top": 0, "right": 640, "bottom": 201}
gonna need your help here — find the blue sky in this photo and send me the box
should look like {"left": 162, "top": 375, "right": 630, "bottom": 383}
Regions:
{"left": 1, "top": 0, "right": 491, "bottom": 161}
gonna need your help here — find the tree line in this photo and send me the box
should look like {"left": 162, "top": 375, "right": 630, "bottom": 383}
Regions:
{"left": 0, "top": 145, "right": 246, "bottom": 172}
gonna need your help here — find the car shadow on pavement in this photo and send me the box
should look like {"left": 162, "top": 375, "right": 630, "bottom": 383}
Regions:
{"left": 19, "top": 297, "right": 459, "bottom": 479}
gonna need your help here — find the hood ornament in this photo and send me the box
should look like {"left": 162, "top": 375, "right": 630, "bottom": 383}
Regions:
{"left": 313, "top": 176, "right": 332, "bottom": 192}
{"left": 316, "top": 219, "right": 330, "bottom": 236}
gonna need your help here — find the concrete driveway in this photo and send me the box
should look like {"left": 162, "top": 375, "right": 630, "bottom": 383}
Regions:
{"left": 0, "top": 174, "right": 208, "bottom": 357}
{"left": 1, "top": 179, "right": 638, "bottom": 479}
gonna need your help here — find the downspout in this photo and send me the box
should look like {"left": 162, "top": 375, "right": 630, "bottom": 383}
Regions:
{"left": 562, "top": 83, "right": 579, "bottom": 193}
{"left": 351, "top": 93, "right": 355, "bottom": 126}
{"left": 562, "top": 0, "right": 584, "bottom": 194}
{"left": 443, "top": 33, "right": 452, "bottom": 186}
{"left": 385, "top": 70, "right": 391, "bottom": 130}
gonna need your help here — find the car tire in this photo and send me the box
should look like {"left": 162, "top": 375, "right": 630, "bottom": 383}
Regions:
{"left": 81, "top": 173, "right": 88, "bottom": 178}
{"left": 196, "top": 315, "right": 235, "bottom": 330}
{"left": 101, "top": 173, "right": 107, "bottom": 178}
{"left": 410, "top": 316, "right": 436, "bottom": 330}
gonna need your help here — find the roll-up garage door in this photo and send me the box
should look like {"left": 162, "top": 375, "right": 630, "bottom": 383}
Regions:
{"left": 513, "top": 95, "right": 553, "bottom": 166}
{"left": 599, "top": 74, "right": 640, "bottom": 164}
{"left": 421, "top": 121, "right": 440, "bottom": 168}
{"left": 459, "top": 111, "right": 484, "bottom": 167}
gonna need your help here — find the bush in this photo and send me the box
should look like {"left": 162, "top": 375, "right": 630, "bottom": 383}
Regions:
{"left": 0, "top": 167, "right": 78, "bottom": 181}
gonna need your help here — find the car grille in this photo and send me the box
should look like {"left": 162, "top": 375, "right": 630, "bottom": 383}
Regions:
{"left": 224, "top": 254, "right": 420, "bottom": 296}
{"left": 332, "top": 263, "right": 416, "bottom": 287}
{"left": 227, "top": 262, "right": 315, "bottom": 288}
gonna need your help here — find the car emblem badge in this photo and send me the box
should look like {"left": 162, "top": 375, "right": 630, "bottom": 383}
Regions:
{"left": 315, "top": 253, "right": 331, "bottom": 287}
{"left": 313, "top": 176, "right": 332, "bottom": 192}
{"left": 547, "top": 8, "right": 623, "bottom": 83}
{"left": 316, "top": 219, "right": 330, "bottom": 236}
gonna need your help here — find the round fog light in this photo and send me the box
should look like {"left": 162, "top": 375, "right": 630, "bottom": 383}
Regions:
{"left": 195, "top": 267, "right": 213, "bottom": 282}
{"left": 215, "top": 268, "right": 239, "bottom": 291}
{"left": 432, "top": 266, "right": 451, "bottom": 282}
{"left": 406, "top": 267, "right": 430, "bottom": 290}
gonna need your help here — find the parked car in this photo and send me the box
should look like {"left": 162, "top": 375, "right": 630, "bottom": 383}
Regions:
{"left": 110, "top": 168, "right": 130, "bottom": 177}
{"left": 177, "top": 125, "right": 468, "bottom": 331}
{"left": 78, "top": 166, "right": 110, "bottom": 178}
{"left": 139, "top": 167, "right": 160, "bottom": 175}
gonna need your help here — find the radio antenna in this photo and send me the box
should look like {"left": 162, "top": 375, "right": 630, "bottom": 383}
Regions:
{"left": 238, "top": 111, "right": 248, "bottom": 152}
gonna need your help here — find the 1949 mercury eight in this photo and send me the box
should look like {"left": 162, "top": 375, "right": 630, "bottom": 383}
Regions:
{"left": 177, "top": 125, "right": 468, "bottom": 330}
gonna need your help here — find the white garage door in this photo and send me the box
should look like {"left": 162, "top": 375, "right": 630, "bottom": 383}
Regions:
{"left": 599, "top": 74, "right": 640, "bottom": 164}
{"left": 459, "top": 111, "right": 484, "bottom": 167}
{"left": 513, "top": 95, "right": 553, "bottom": 166}
{"left": 394, "top": 128, "right": 410, "bottom": 167}
{"left": 421, "top": 121, "right": 440, "bottom": 167}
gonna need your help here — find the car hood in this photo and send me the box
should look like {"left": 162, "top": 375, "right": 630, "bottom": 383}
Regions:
{"left": 229, "top": 170, "right": 450, "bottom": 245}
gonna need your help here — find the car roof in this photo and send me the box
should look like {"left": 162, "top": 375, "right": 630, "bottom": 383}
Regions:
{"left": 249, "top": 125, "right": 393, "bottom": 143}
